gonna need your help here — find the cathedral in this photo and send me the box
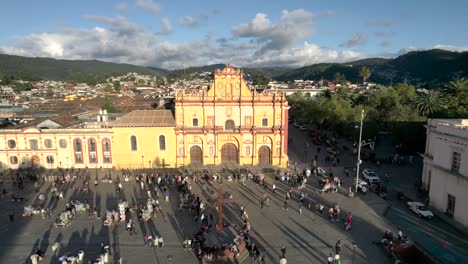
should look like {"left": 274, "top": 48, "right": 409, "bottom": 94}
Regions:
{"left": 0, "top": 66, "right": 290, "bottom": 169}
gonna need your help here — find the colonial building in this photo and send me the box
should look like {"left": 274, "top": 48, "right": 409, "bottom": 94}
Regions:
{"left": 174, "top": 65, "right": 289, "bottom": 167}
{"left": 422, "top": 119, "right": 468, "bottom": 227}
{"left": 0, "top": 66, "right": 289, "bottom": 170}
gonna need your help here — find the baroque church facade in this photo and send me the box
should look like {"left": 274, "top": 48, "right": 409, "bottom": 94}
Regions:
{"left": 0, "top": 66, "right": 289, "bottom": 169}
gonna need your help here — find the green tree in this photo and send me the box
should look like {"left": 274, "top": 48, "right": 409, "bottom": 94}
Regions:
{"left": 394, "top": 82, "right": 416, "bottom": 105}
{"left": 102, "top": 98, "right": 117, "bottom": 113}
{"left": 113, "top": 81, "right": 121, "bottom": 92}
{"left": 442, "top": 77, "right": 468, "bottom": 118}
{"left": 253, "top": 74, "right": 271, "bottom": 87}
{"left": 359, "top": 66, "right": 371, "bottom": 84}
{"left": 413, "top": 91, "right": 447, "bottom": 116}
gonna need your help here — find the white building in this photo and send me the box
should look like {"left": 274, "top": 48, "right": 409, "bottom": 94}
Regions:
{"left": 422, "top": 119, "right": 468, "bottom": 227}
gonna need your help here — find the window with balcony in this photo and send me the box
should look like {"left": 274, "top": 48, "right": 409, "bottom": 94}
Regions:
{"left": 102, "top": 138, "right": 112, "bottom": 163}
{"left": 262, "top": 118, "right": 268, "bottom": 127}
{"left": 74, "top": 139, "right": 83, "bottom": 163}
{"left": 46, "top": 155, "right": 54, "bottom": 164}
{"left": 88, "top": 138, "right": 97, "bottom": 163}
{"left": 192, "top": 118, "right": 199, "bottom": 127}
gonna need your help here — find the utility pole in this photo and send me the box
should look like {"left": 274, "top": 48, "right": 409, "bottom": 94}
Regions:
{"left": 355, "top": 109, "right": 364, "bottom": 193}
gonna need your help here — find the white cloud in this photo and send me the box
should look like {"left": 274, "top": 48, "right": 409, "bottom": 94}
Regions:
{"left": 432, "top": 44, "right": 468, "bottom": 52}
{"left": 135, "top": 0, "right": 160, "bottom": 15}
{"left": 179, "top": 16, "right": 199, "bottom": 27}
{"left": 116, "top": 2, "right": 128, "bottom": 11}
{"left": 232, "top": 9, "right": 314, "bottom": 53}
{"left": 340, "top": 34, "right": 367, "bottom": 48}
{"left": 161, "top": 17, "right": 172, "bottom": 34}
{"left": 1, "top": 12, "right": 466, "bottom": 70}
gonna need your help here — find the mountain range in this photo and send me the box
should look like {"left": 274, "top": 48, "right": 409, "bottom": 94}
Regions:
{"left": 0, "top": 49, "right": 467, "bottom": 86}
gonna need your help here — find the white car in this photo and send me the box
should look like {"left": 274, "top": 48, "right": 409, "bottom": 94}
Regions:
{"left": 299, "top": 125, "right": 308, "bottom": 130}
{"left": 293, "top": 122, "right": 300, "bottom": 128}
{"left": 362, "top": 169, "right": 381, "bottom": 184}
{"left": 407, "top": 202, "right": 434, "bottom": 219}
{"left": 352, "top": 179, "right": 368, "bottom": 194}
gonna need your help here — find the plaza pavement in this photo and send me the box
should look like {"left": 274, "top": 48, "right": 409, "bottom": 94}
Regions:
{"left": 2, "top": 125, "right": 459, "bottom": 263}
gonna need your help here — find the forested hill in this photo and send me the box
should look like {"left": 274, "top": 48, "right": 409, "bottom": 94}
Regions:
{"left": 0, "top": 54, "right": 166, "bottom": 81}
{"left": 274, "top": 49, "right": 468, "bottom": 85}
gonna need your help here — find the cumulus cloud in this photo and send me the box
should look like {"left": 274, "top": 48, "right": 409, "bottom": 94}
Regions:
{"left": 179, "top": 16, "right": 199, "bottom": 27}
{"left": 2, "top": 11, "right": 466, "bottom": 70}
{"left": 232, "top": 9, "right": 314, "bottom": 53}
{"left": 340, "top": 34, "right": 367, "bottom": 48}
{"left": 135, "top": 0, "right": 160, "bottom": 15}
{"left": 116, "top": 2, "right": 128, "bottom": 11}
{"left": 367, "top": 18, "right": 396, "bottom": 27}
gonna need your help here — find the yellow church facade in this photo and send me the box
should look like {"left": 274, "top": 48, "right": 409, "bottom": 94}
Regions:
{"left": 174, "top": 65, "right": 289, "bottom": 167}
{"left": 0, "top": 66, "right": 289, "bottom": 170}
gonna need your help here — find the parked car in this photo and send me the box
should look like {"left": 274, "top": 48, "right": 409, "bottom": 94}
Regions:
{"left": 293, "top": 122, "right": 300, "bottom": 128}
{"left": 362, "top": 169, "right": 381, "bottom": 184}
{"left": 407, "top": 202, "right": 434, "bottom": 218}
{"left": 299, "top": 125, "right": 308, "bottom": 130}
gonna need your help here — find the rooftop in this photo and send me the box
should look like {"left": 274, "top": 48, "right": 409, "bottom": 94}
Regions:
{"left": 429, "top": 119, "right": 468, "bottom": 129}
{"left": 110, "top": 110, "right": 175, "bottom": 127}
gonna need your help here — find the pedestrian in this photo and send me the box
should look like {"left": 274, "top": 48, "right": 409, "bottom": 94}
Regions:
{"left": 299, "top": 203, "right": 302, "bottom": 214}
{"left": 281, "top": 245, "right": 286, "bottom": 258}
{"left": 327, "top": 253, "right": 333, "bottom": 264}
{"left": 346, "top": 212, "right": 353, "bottom": 231}
{"left": 335, "top": 240, "right": 341, "bottom": 254}
{"left": 283, "top": 200, "right": 288, "bottom": 210}
{"left": 397, "top": 228, "right": 403, "bottom": 241}
{"left": 8, "top": 211, "right": 14, "bottom": 222}
{"left": 272, "top": 184, "right": 276, "bottom": 193}
{"left": 334, "top": 253, "right": 341, "bottom": 264}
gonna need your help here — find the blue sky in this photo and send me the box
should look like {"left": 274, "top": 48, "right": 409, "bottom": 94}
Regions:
{"left": 0, "top": 0, "right": 467, "bottom": 68}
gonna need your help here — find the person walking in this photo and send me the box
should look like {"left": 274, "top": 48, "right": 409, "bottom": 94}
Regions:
{"left": 327, "top": 253, "right": 333, "bottom": 264}
{"left": 281, "top": 245, "right": 286, "bottom": 258}
{"left": 335, "top": 240, "right": 341, "bottom": 254}
{"left": 334, "top": 253, "right": 341, "bottom": 264}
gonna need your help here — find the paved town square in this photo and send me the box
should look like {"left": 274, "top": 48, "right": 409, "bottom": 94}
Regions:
{"left": 1, "top": 126, "right": 466, "bottom": 264}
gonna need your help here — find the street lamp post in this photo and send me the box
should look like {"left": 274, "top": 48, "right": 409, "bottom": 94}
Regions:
{"left": 355, "top": 109, "right": 364, "bottom": 193}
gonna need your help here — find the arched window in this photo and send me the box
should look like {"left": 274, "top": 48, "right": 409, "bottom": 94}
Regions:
{"left": 130, "top": 135, "right": 137, "bottom": 151}
{"left": 102, "top": 138, "right": 112, "bottom": 163}
{"left": 73, "top": 138, "right": 83, "bottom": 163}
{"left": 225, "top": 120, "right": 235, "bottom": 130}
{"left": 159, "top": 135, "right": 166, "bottom": 151}
{"left": 88, "top": 138, "right": 97, "bottom": 163}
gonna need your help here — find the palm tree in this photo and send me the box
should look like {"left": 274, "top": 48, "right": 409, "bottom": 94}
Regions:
{"left": 443, "top": 77, "right": 468, "bottom": 96}
{"left": 359, "top": 66, "right": 371, "bottom": 84}
{"left": 413, "top": 91, "right": 447, "bottom": 116}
